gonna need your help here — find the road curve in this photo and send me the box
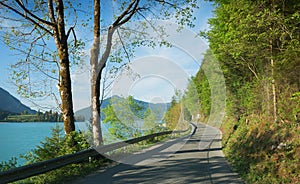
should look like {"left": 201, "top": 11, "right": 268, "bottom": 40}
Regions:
{"left": 73, "top": 123, "right": 244, "bottom": 184}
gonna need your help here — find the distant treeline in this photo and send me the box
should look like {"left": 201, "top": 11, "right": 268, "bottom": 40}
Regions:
{"left": 0, "top": 110, "right": 63, "bottom": 122}
{"left": 0, "top": 110, "right": 17, "bottom": 120}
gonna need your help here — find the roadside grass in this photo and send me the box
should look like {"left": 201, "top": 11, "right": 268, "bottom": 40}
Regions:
{"left": 222, "top": 115, "right": 300, "bottom": 183}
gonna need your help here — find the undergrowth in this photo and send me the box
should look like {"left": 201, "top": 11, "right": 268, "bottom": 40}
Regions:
{"left": 222, "top": 115, "right": 300, "bottom": 183}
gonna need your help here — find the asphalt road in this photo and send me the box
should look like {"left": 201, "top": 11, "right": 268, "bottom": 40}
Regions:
{"left": 73, "top": 123, "right": 244, "bottom": 184}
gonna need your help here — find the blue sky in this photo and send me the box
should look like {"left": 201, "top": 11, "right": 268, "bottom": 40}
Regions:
{"left": 0, "top": 1, "right": 215, "bottom": 111}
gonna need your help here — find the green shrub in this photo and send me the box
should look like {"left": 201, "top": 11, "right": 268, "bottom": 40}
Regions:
{"left": 21, "top": 124, "right": 90, "bottom": 164}
{"left": 0, "top": 124, "right": 113, "bottom": 184}
{"left": 0, "top": 157, "right": 18, "bottom": 172}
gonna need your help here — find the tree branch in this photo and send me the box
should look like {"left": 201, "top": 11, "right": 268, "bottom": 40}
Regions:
{"left": 47, "top": 0, "right": 57, "bottom": 24}
{"left": 97, "top": 26, "right": 115, "bottom": 71}
{"left": 66, "top": 27, "right": 77, "bottom": 47}
{"left": 21, "top": 26, "right": 36, "bottom": 36}
{"left": 136, "top": 10, "right": 159, "bottom": 33}
{"left": 240, "top": 56, "right": 259, "bottom": 80}
{"left": 16, "top": 0, "right": 55, "bottom": 27}
{"left": 31, "top": 61, "right": 59, "bottom": 81}
{"left": 154, "top": 0, "right": 183, "bottom": 10}
{"left": 113, "top": 0, "right": 140, "bottom": 27}
{"left": 6, "top": 43, "right": 57, "bottom": 65}
{"left": 117, "top": 1, "right": 140, "bottom": 26}
{"left": 98, "top": 0, "right": 141, "bottom": 72}
{"left": 0, "top": 1, "right": 53, "bottom": 35}
{"left": 0, "top": 15, "right": 25, "bottom": 22}
{"left": 117, "top": 28, "right": 131, "bottom": 63}
{"left": 66, "top": 5, "right": 78, "bottom": 45}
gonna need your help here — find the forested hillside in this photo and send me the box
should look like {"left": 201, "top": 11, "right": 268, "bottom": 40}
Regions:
{"left": 205, "top": 1, "right": 300, "bottom": 182}
{"left": 0, "top": 87, "right": 36, "bottom": 120}
{"left": 166, "top": 0, "right": 300, "bottom": 183}
{"left": 0, "top": 87, "right": 36, "bottom": 115}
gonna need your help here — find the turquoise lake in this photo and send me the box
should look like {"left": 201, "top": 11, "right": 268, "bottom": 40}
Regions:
{"left": 0, "top": 122, "right": 109, "bottom": 166}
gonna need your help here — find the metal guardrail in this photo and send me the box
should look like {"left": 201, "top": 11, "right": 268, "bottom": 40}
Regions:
{"left": 0, "top": 127, "right": 192, "bottom": 184}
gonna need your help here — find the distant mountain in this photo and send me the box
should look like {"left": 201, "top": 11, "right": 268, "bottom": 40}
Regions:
{"left": 75, "top": 95, "right": 170, "bottom": 121}
{"left": 0, "top": 87, "right": 36, "bottom": 115}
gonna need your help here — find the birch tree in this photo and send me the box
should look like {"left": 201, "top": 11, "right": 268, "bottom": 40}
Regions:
{"left": 90, "top": 0, "right": 198, "bottom": 146}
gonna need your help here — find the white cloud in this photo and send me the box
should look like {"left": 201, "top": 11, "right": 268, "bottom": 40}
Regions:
{"left": 110, "top": 56, "right": 190, "bottom": 103}
{"left": 129, "top": 75, "right": 175, "bottom": 103}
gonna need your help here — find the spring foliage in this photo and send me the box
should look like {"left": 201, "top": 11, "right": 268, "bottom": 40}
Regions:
{"left": 194, "top": 0, "right": 300, "bottom": 183}
{"left": 164, "top": 0, "right": 300, "bottom": 182}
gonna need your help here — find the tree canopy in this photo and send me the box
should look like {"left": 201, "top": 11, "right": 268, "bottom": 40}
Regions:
{"left": 192, "top": 0, "right": 300, "bottom": 182}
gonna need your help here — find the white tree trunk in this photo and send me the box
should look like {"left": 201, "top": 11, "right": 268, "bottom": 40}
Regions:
{"left": 90, "top": 0, "right": 103, "bottom": 146}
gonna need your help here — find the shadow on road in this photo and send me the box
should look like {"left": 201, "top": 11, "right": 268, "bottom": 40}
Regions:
{"left": 73, "top": 123, "right": 244, "bottom": 184}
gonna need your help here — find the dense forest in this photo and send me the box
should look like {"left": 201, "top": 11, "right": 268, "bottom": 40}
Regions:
{"left": 165, "top": 0, "right": 300, "bottom": 183}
